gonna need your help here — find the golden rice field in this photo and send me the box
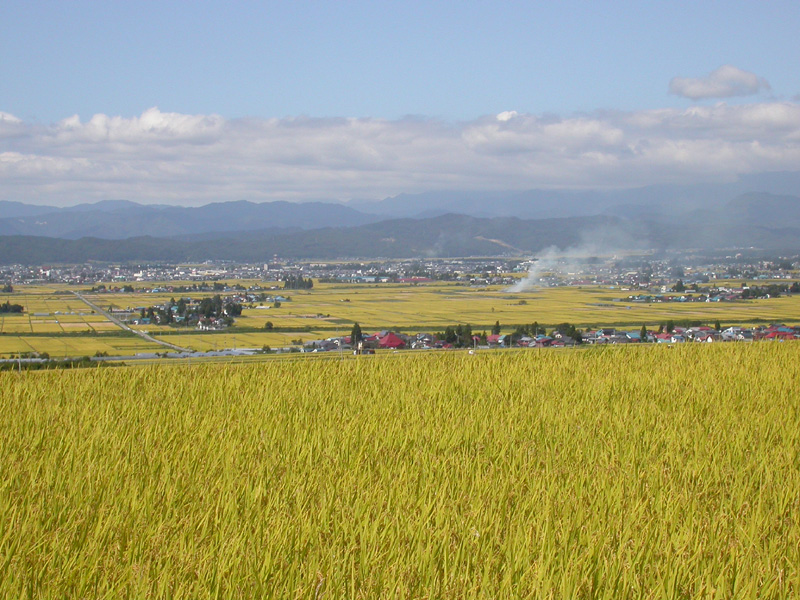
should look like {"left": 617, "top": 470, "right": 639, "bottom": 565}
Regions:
{"left": 98, "top": 280, "right": 800, "bottom": 334}
{"left": 2, "top": 280, "right": 800, "bottom": 357}
{"left": 217, "top": 282, "right": 800, "bottom": 333}
{"left": 2, "top": 343, "right": 798, "bottom": 598}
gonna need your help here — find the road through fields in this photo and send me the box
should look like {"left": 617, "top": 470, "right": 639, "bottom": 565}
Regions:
{"left": 71, "top": 291, "right": 191, "bottom": 353}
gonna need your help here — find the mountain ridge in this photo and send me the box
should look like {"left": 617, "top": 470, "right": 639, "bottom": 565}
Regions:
{"left": 2, "top": 195, "right": 799, "bottom": 264}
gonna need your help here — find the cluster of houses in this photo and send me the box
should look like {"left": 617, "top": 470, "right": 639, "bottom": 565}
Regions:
{"left": 124, "top": 292, "right": 291, "bottom": 329}
{"left": 582, "top": 324, "right": 797, "bottom": 344}
{"left": 300, "top": 323, "right": 799, "bottom": 353}
{"left": 491, "top": 324, "right": 799, "bottom": 346}
{"left": 626, "top": 291, "right": 789, "bottom": 304}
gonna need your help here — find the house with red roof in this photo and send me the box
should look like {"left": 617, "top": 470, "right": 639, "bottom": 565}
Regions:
{"left": 378, "top": 332, "right": 406, "bottom": 349}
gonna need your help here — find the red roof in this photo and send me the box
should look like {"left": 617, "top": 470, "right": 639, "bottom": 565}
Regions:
{"left": 378, "top": 332, "right": 406, "bottom": 348}
{"left": 765, "top": 331, "right": 794, "bottom": 339}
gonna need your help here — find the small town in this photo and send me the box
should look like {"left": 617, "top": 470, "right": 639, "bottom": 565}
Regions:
{"left": 2, "top": 249, "right": 798, "bottom": 288}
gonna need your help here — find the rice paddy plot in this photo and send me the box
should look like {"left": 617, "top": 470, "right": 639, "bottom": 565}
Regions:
{"left": 1, "top": 343, "right": 798, "bottom": 597}
{"left": 162, "top": 331, "right": 318, "bottom": 352}
{"left": 0, "top": 315, "right": 32, "bottom": 334}
{"left": 0, "top": 335, "right": 166, "bottom": 358}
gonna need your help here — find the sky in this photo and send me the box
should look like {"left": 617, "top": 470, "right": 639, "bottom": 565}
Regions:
{"left": 1, "top": 0, "right": 799, "bottom": 206}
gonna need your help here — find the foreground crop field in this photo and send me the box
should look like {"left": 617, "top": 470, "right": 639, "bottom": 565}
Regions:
{"left": 2, "top": 344, "right": 799, "bottom": 598}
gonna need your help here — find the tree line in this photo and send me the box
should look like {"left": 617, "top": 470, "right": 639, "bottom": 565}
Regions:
{"left": 0, "top": 301, "right": 23, "bottom": 314}
{"left": 283, "top": 275, "right": 313, "bottom": 290}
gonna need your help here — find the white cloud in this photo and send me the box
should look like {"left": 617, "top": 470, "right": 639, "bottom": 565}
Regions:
{"left": 669, "top": 65, "right": 771, "bottom": 100}
{"left": 0, "top": 112, "right": 22, "bottom": 124}
{"left": 0, "top": 103, "right": 799, "bottom": 206}
{"left": 496, "top": 111, "right": 518, "bottom": 122}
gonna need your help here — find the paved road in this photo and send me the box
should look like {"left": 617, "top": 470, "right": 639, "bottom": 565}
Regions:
{"left": 71, "top": 292, "right": 192, "bottom": 353}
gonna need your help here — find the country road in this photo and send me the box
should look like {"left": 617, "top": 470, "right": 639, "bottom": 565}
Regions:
{"left": 71, "top": 292, "right": 192, "bottom": 353}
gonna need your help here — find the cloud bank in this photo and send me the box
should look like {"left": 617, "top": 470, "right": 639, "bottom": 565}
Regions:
{"left": 669, "top": 65, "right": 771, "bottom": 100}
{"left": 1, "top": 102, "right": 799, "bottom": 206}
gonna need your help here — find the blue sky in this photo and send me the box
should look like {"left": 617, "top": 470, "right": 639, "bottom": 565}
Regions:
{"left": 1, "top": 1, "right": 799, "bottom": 205}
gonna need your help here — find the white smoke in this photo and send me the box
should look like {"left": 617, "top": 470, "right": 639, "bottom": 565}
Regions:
{"left": 508, "top": 227, "right": 643, "bottom": 292}
{"left": 509, "top": 247, "right": 562, "bottom": 292}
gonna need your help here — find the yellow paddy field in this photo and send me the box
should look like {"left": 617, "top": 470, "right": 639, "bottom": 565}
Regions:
{"left": 2, "top": 279, "right": 799, "bottom": 357}
{"left": 1, "top": 344, "right": 798, "bottom": 598}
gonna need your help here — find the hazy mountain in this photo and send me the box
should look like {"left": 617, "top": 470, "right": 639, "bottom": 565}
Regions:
{"left": 349, "top": 190, "right": 607, "bottom": 219}
{"left": 0, "top": 214, "right": 624, "bottom": 264}
{"left": 0, "top": 200, "right": 380, "bottom": 239}
{"left": 1, "top": 175, "right": 798, "bottom": 263}
{"left": 4, "top": 196, "right": 800, "bottom": 265}
{"left": 349, "top": 173, "right": 800, "bottom": 220}
{"left": 59, "top": 199, "right": 163, "bottom": 214}
{"left": 0, "top": 201, "right": 59, "bottom": 219}
{"left": 3, "top": 171, "right": 797, "bottom": 239}
{"left": 724, "top": 192, "right": 800, "bottom": 227}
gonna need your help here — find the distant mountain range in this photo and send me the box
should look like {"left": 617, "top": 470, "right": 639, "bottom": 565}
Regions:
{"left": 3, "top": 172, "right": 800, "bottom": 241}
{"left": 0, "top": 176, "right": 798, "bottom": 263}
{"left": 0, "top": 200, "right": 379, "bottom": 239}
{"left": 1, "top": 194, "right": 799, "bottom": 264}
{"left": 350, "top": 172, "right": 800, "bottom": 220}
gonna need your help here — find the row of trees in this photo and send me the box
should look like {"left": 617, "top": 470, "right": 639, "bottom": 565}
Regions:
{"left": 656, "top": 319, "right": 722, "bottom": 333}
{"left": 283, "top": 275, "right": 313, "bottom": 290}
{"left": 0, "top": 301, "right": 23, "bottom": 313}
{"left": 439, "top": 324, "right": 475, "bottom": 348}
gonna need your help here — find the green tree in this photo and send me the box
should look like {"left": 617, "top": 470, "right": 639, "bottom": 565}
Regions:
{"left": 666, "top": 320, "right": 674, "bottom": 333}
{"left": 224, "top": 302, "right": 242, "bottom": 317}
{"left": 350, "top": 322, "right": 363, "bottom": 345}
{"left": 714, "top": 320, "right": 721, "bottom": 331}
{"left": 492, "top": 320, "right": 501, "bottom": 335}
{"left": 455, "top": 324, "right": 473, "bottom": 348}
{"left": 264, "top": 321, "right": 274, "bottom": 331}
{"left": 640, "top": 324, "right": 648, "bottom": 342}
{"left": 674, "top": 279, "right": 686, "bottom": 293}
{"left": 0, "top": 301, "right": 23, "bottom": 313}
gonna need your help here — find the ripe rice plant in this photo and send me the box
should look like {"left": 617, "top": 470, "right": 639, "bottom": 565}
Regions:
{"left": 1, "top": 343, "right": 798, "bottom": 598}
